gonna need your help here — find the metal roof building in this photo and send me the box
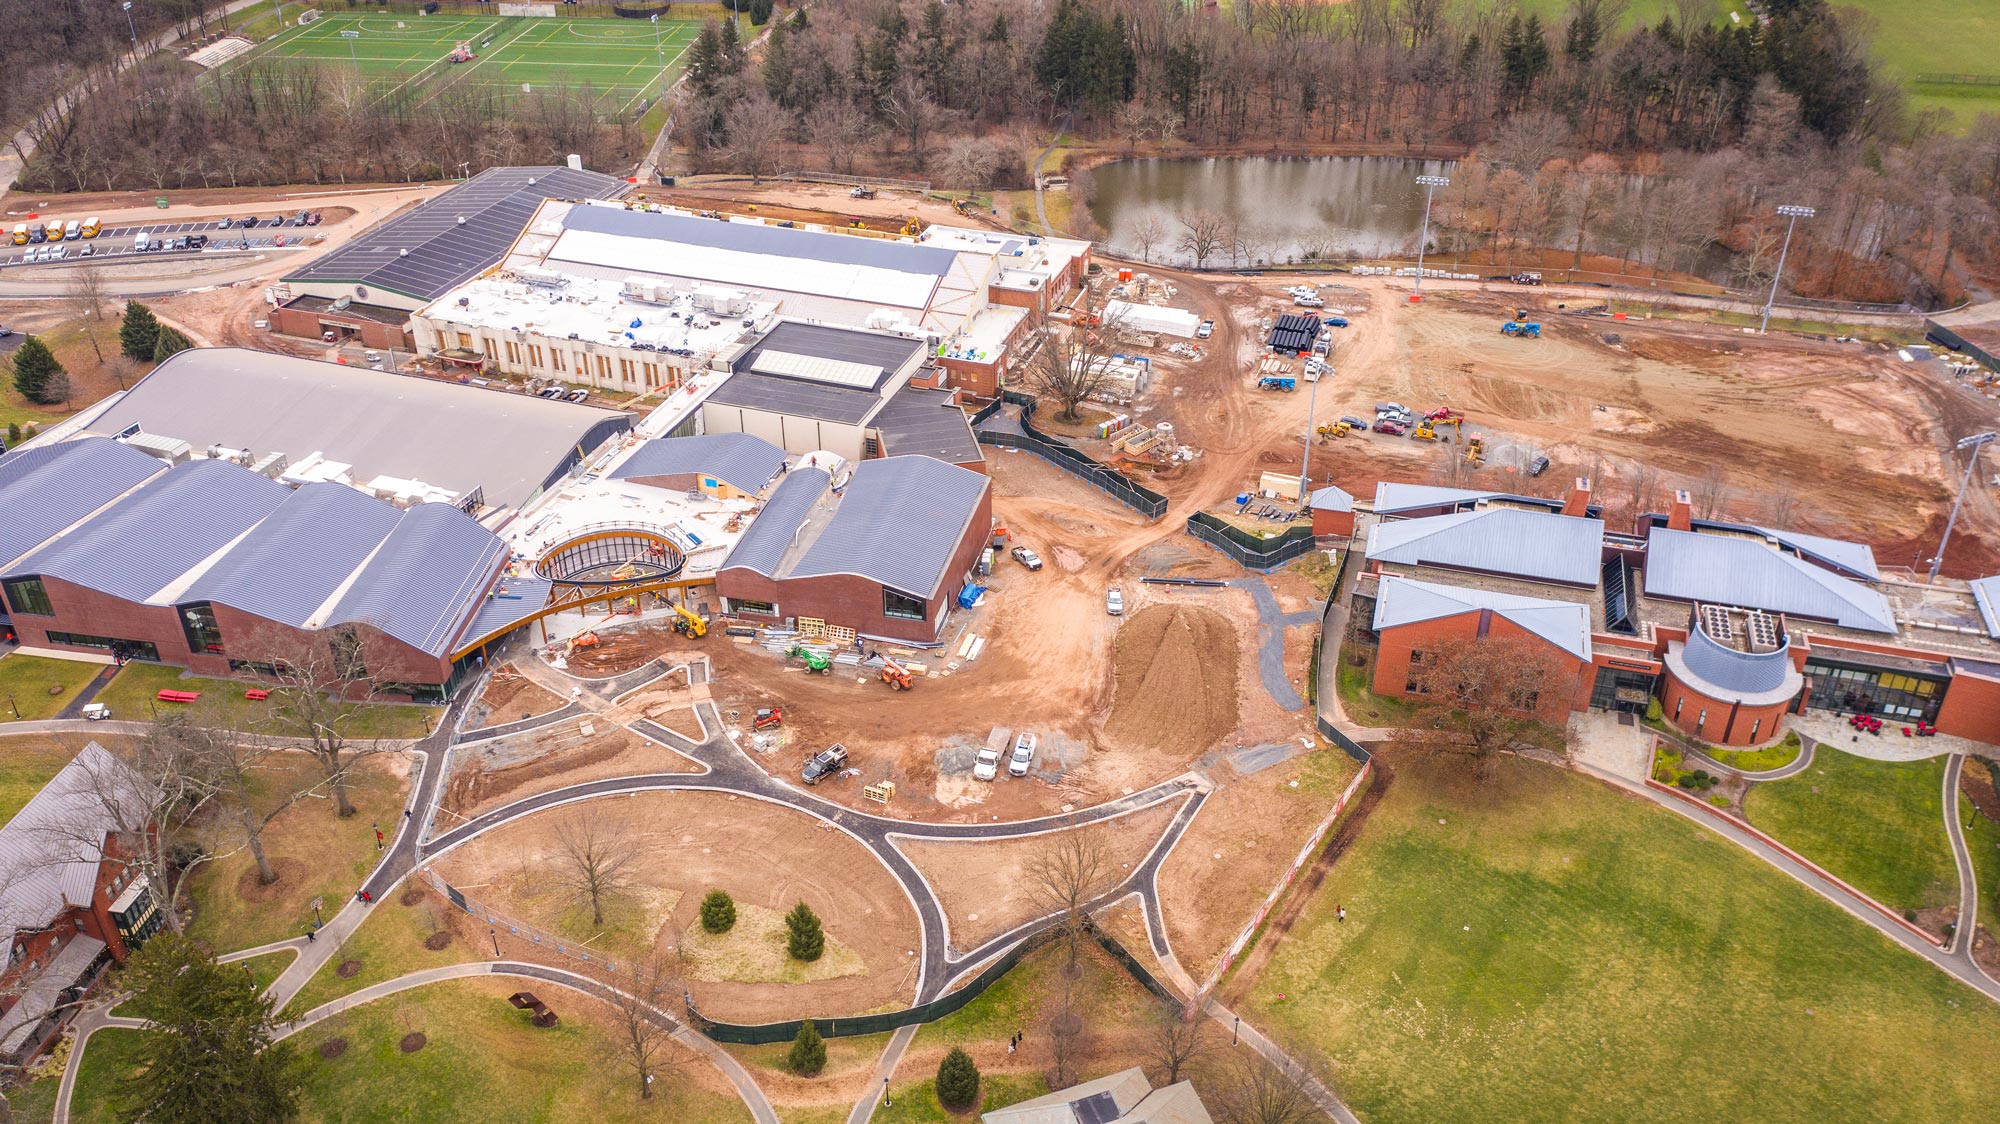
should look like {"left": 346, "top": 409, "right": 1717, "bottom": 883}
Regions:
{"left": 177, "top": 483, "right": 403, "bottom": 628}
{"left": 283, "top": 166, "right": 625, "bottom": 307}
{"left": 1643, "top": 527, "right": 1897, "bottom": 633}
{"left": 69, "top": 348, "right": 629, "bottom": 512}
{"left": 791, "top": 457, "right": 990, "bottom": 598}
{"left": 326, "top": 503, "right": 510, "bottom": 656}
{"left": 0, "top": 438, "right": 164, "bottom": 569}
{"left": 719, "top": 468, "right": 833, "bottom": 578}
{"left": 609, "top": 433, "right": 788, "bottom": 495}
{"left": 1372, "top": 575, "right": 1592, "bottom": 661}
{"left": 1367, "top": 507, "right": 1604, "bottom": 586}
{"left": 868, "top": 386, "right": 984, "bottom": 467}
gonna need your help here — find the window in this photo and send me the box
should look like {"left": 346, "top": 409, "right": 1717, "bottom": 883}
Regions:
{"left": 48, "top": 633, "right": 160, "bottom": 662}
{"left": 482, "top": 338, "right": 497, "bottom": 359}
{"left": 505, "top": 340, "right": 521, "bottom": 363}
{"left": 595, "top": 355, "right": 610, "bottom": 378}
{"left": 552, "top": 350, "right": 565, "bottom": 372}
{"left": 619, "top": 358, "right": 635, "bottom": 381}
{"left": 729, "top": 598, "right": 776, "bottom": 617}
{"left": 455, "top": 332, "right": 471, "bottom": 348}
{"left": 1749, "top": 718, "right": 1761, "bottom": 741}
{"left": 1409, "top": 649, "right": 1425, "bottom": 663}
{"left": 4, "top": 577, "right": 52, "bottom": 617}
{"left": 1673, "top": 696, "right": 1683, "bottom": 721}
{"left": 180, "top": 601, "right": 223, "bottom": 654}
{"left": 1696, "top": 708, "right": 1707, "bottom": 733}
{"left": 528, "top": 344, "right": 543, "bottom": 368}
{"left": 883, "top": 588, "right": 926, "bottom": 621}
{"left": 329, "top": 627, "right": 367, "bottom": 680}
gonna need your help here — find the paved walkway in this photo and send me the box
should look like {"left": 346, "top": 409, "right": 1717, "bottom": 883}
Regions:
{"left": 1230, "top": 578, "right": 1318, "bottom": 713}
{"left": 1791, "top": 712, "right": 1968, "bottom": 761}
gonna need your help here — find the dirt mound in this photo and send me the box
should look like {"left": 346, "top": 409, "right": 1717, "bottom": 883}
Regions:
{"left": 1105, "top": 604, "right": 1239, "bottom": 758}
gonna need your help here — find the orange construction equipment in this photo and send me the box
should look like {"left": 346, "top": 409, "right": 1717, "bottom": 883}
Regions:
{"left": 878, "top": 654, "right": 913, "bottom": 691}
{"left": 566, "top": 631, "right": 599, "bottom": 655}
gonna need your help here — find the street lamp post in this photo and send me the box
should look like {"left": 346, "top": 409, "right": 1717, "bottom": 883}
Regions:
{"left": 341, "top": 29, "right": 360, "bottom": 70}
{"left": 1930, "top": 430, "right": 1997, "bottom": 583}
{"left": 651, "top": 13, "right": 665, "bottom": 99}
{"left": 1411, "top": 174, "right": 1450, "bottom": 302}
{"left": 5, "top": 694, "right": 17, "bottom": 719}
{"left": 1759, "top": 204, "right": 1816, "bottom": 334}
{"left": 120, "top": 1, "right": 137, "bottom": 46}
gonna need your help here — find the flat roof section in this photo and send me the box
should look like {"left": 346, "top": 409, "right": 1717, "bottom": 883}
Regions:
{"left": 82, "top": 349, "right": 629, "bottom": 510}
{"left": 870, "top": 386, "right": 983, "bottom": 466}
{"left": 608, "top": 433, "right": 788, "bottom": 494}
{"left": 736, "top": 322, "right": 924, "bottom": 386}
{"left": 284, "top": 166, "right": 625, "bottom": 302}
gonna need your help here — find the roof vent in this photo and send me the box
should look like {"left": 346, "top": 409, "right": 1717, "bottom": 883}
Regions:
{"left": 399, "top": 248, "right": 409, "bottom": 256}
{"left": 527, "top": 177, "right": 537, "bottom": 186}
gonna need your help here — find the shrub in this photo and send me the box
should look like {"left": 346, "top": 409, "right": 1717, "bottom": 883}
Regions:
{"left": 786, "top": 1019, "right": 826, "bottom": 1076}
{"left": 936, "top": 1047, "right": 980, "bottom": 1110}
{"left": 1646, "top": 697, "right": 1663, "bottom": 723}
{"left": 6, "top": 422, "right": 18, "bottom": 446}
{"left": 786, "top": 901, "right": 824, "bottom": 962}
{"left": 700, "top": 889, "right": 737, "bottom": 934}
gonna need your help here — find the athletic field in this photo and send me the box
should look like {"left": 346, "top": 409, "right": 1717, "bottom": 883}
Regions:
{"left": 226, "top": 12, "right": 702, "bottom": 118}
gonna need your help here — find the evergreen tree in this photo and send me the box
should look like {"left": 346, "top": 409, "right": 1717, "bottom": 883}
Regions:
{"left": 700, "top": 889, "right": 737, "bottom": 933}
{"left": 718, "top": 15, "right": 745, "bottom": 74}
{"left": 10, "top": 335, "right": 63, "bottom": 405}
{"left": 748, "top": 0, "right": 772, "bottom": 26}
{"left": 762, "top": 18, "right": 794, "bottom": 103}
{"left": 984, "top": 12, "right": 1008, "bottom": 43}
{"left": 7, "top": 422, "right": 20, "bottom": 447}
{"left": 685, "top": 21, "right": 725, "bottom": 97}
{"left": 152, "top": 325, "right": 193, "bottom": 363}
{"left": 119, "top": 300, "right": 160, "bottom": 362}
{"left": 116, "top": 932, "right": 304, "bottom": 1124}
{"left": 786, "top": 1019, "right": 827, "bottom": 1076}
{"left": 1564, "top": 2, "right": 1602, "bottom": 64}
{"left": 936, "top": 1047, "right": 980, "bottom": 1110}
{"left": 785, "top": 901, "right": 824, "bottom": 961}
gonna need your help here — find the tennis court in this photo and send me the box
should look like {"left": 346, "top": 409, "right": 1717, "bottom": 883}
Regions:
{"left": 233, "top": 12, "right": 700, "bottom": 117}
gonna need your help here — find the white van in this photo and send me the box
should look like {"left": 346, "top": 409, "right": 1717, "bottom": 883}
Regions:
{"left": 63, "top": 220, "right": 80, "bottom": 241}
{"left": 134, "top": 231, "right": 151, "bottom": 252}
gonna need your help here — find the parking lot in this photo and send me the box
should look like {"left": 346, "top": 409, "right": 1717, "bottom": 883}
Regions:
{"left": 0, "top": 212, "right": 324, "bottom": 269}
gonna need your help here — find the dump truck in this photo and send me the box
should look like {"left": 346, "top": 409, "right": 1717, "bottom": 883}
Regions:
{"left": 802, "top": 743, "right": 848, "bottom": 784}
{"left": 788, "top": 645, "right": 833, "bottom": 674}
{"left": 1501, "top": 321, "right": 1542, "bottom": 338}
{"left": 878, "top": 653, "right": 914, "bottom": 691}
{"left": 1258, "top": 375, "right": 1297, "bottom": 391}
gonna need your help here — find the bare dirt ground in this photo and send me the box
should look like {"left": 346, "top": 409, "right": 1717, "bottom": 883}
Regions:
{"left": 895, "top": 799, "right": 1181, "bottom": 952}
{"left": 1105, "top": 604, "right": 1239, "bottom": 761}
{"left": 440, "top": 719, "right": 701, "bottom": 821}
{"left": 433, "top": 790, "right": 921, "bottom": 1023}
{"left": 465, "top": 664, "right": 566, "bottom": 730}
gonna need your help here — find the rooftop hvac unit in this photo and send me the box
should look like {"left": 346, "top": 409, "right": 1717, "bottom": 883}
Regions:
{"left": 520, "top": 267, "right": 568, "bottom": 289}
{"left": 249, "top": 451, "right": 289, "bottom": 479}
{"left": 692, "top": 286, "right": 746, "bottom": 316}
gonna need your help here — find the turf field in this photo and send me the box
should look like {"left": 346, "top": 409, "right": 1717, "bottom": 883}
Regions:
{"left": 229, "top": 12, "right": 702, "bottom": 119}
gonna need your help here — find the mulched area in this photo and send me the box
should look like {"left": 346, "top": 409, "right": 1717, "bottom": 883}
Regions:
{"left": 1962, "top": 757, "right": 2000, "bottom": 821}
{"left": 336, "top": 959, "right": 363, "bottom": 979}
{"left": 398, "top": 1032, "right": 427, "bottom": 1054}
{"left": 318, "top": 1037, "right": 348, "bottom": 1059}
{"left": 423, "top": 931, "right": 454, "bottom": 950}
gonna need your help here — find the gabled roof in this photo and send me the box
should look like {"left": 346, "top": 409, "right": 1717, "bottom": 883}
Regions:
{"left": 1372, "top": 483, "right": 1502, "bottom": 513}
{"left": 6, "top": 459, "right": 291, "bottom": 602}
{"left": 983, "top": 1067, "right": 1156, "bottom": 1124}
{"left": 719, "top": 468, "right": 832, "bottom": 577}
{"left": 1643, "top": 527, "right": 1896, "bottom": 633}
{"left": 0, "top": 743, "right": 146, "bottom": 947}
{"left": 178, "top": 483, "right": 403, "bottom": 628}
{"left": 1970, "top": 575, "right": 2000, "bottom": 639}
{"left": 609, "top": 433, "right": 787, "bottom": 494}
{"left": 1367, "top": 507, "right": 1604, "bottom": 586}
{"left": 1751, "top": 525, "right": 1881, "bottom": 580}
{"left": 324, "top": 503, "right": 508, "bottom": 656}
{"left": 0, "top": 438, "right": 164, "bottom": 568}
{"left": 1372, "top": 575, "right": 1592, "bottom": 661}
{"left": 1309, "top": 484, "right": 1354, "bottom": 512}
{"left": 790, "top": 457, "right": 988, "bottom": 598}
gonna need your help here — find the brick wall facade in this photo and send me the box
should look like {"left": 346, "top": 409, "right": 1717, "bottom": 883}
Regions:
{"left": 1657, "top": 670, "right": 1794, "bottom": 746}
{"left": 268, "top": 305, "right": 412, "bottom": 350}
{"left": 1372, "top": 613, "right": 1590, "bottom": 726}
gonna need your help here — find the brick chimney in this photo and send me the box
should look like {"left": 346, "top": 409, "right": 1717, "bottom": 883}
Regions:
{"left": 1667, "top": 489, "right": 1693, "bottom": 532}
{"left": 1562, "top": 476, "right": 1592, "bottom": 518}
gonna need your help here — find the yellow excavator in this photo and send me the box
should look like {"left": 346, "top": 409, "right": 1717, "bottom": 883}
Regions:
{"left": 671, "top": 602, "right": 707, "bottom": 639}
{"left": 898, "top": 216, "right": 922, "bottom": 237}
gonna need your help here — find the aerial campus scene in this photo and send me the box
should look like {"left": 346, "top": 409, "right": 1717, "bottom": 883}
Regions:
{"left": 6, "top": 0, "right": 2000, "bottom": 1123}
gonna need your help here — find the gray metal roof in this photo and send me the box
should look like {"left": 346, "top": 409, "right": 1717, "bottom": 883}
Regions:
{"left": 1309, "top": 484, "right": 1354, "bottom": 512}
{"left": 177, "top": 483, "right": 403, "bottom": 627}
{"left": 1372, "top": 483, "right": 1505, "bottom": 513}
{"left": 1751, "top": 525, "right": 1881, "bottom": 580}
{"left": 736, "top": 321, "right": 926, "bottom": 382}
{"left": 284, "top": 166, "right": 624, "bottom": 301}
{"left": 1372, "top": 575, "right": 1591, "bottom": 660}
{"left": 0, "top": 743, "right": 146, "bottom": 948}
{"left": 1643, "top": 527, "right": 1897, "bottom": 633}
{"left": 460, "top": 576, "right": 554, "bottom": 648}
{"left": 0, "top": 438, "right": 163, "bottom": 567}
{"left": 870, "top": 386, "right": 984, "bottom": 466}
{"left": 1366, "top": 507, "right": 1604, "bottom": 586}
{"left": 718, "top": 468, "right": 831, "bottom": 577}
{"left": 707, "top": 322, "right": 927, "bottom": 426}
{"left": 609, "top": 433, "right": 787, "bottom": 493}
{"left": 791, "top": 456, "right": 988, "bottom": 598}
{"left": 326, "top": 503, "right": 509, "bottom": 657}
{"left": 83, "top": 348, "right": 628, "bottom": 509}
{"left": 7, "top": 458, "right": 291, "bottom": 602}
{"left": 1680, "top": 624, "right": 1796, "bottom": 696}
{"left": 563, "top": 207, "right": 958, "bottom": 279}
{"left": 1971, "top": 575, "right": 2000, "bottom": 638}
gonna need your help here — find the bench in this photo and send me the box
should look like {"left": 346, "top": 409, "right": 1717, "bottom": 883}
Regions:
{"left": 243, "top": 688, "right": 269, "bottom": 701}
{"left": 156, "top": 689, "right": 202, "bottom": 704}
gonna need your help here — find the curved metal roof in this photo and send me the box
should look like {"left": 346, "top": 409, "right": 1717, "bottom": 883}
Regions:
{"left": 609, "top": 433, "right": 786, "bottom": 494}
{"left": 0, "top": 438, "right": 163, "bottom": 568}
{"left": 1682, "top": 624, "right": 1795, "bottom": 695}
{"left": 790, "top": 457, "right": 989, "bottom": 598}
{"left": 718, "top": 467, "right": 831, "bottom": 577}
{"left": 325, "top": 503, "right": 508, "bottom": 656}
{"left": 178, "top": 483, "right": 402, "bottom": 627}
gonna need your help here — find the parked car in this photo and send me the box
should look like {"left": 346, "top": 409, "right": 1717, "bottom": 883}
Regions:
{"left": 81, "top": 703, "right": 111, "bottom": 721}
{"left": 241, "top": 216, "right": 259, "bottom": 228}
{"left": 79, "top": 244, "right": 94, "bottom": 257}
{"left": 1340, "top": 415, "right": 1370, "bottom": 431}
{"left": 295, "top": 210, "right": 311, "bottom": 225}
{"left": 565, "top": 388, "right": 590, "bottom": 403}
{"left": 1294, "top": 294, "right": 1325, "bottom": 308}
{"left": 1374, "top": 419, "right": 1408, "bottom": 435}
{"left": 1527, "top": 454, "right": 1552, "bottom": 477}
{"left": 173, "top": 236, "right": 189, "bottom": 251}
{"left": 1106, "top": 587, "right": 1124, "bottom": 616}
{"left": 1008, "top": 732, "right": 1038, "bottom": 777}
{"left": 1324, "top": 316, "right": 1350, "bottom": 328}
{"left": 536, "top": 385, "right": 565, "bottom": 398}
{"left": 1010, "top": 546, "right": 1043, "bottom": 571}
{"left": 973, "top": 746, "right": 1002, "bottom": 782}
{"left": 0, "top": 326, "right": 14, "bottom": 338}
{"left": 307, "top": 211, "right": 323, "bottom": 226}
{"left": 801, "top": 743, "right": 849, "bottom": 785}
{"left": 189, "top": 234, "right": 208, "bottom": 249}
{"left": 217, "top": 216, "right": 235, "bottom": 229}
{"left": 1196, "top": 320, "right": 1215, "bottom": 339}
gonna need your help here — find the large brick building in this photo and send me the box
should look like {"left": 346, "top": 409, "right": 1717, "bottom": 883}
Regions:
{"left": 715, "top": 455, "right": 992, "bottom": 645}
{"left": 1357, "top": 479, "right": 2000, "bottom": 748}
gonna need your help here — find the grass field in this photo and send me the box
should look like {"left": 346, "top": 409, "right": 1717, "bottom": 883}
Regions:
{"left": 0, "top": 740, "right": 87, "bottom": 827}
{"left": 1244, "top": 753, "right": 2000, "bottom": 1124}
{"left": 230, "top": 11, "right": 702, "bottom": 119}
{"left": 1742, "top": 748, "right": 1956, "bottom": 915}
{"left": 281, "top": 883, "right": 480, "bottom": 1018}
{"left": 92, "top": 662, "right": 432, "bottom": 738}
{"left": 0, "top": 653, "right": 106, "bottom": 722}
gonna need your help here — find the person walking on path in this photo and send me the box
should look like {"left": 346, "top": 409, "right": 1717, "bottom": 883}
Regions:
{"left": 1337, "top": 905, "right": 1346, "bottom": 923}
{"left": 306, "top": 928, "right": 316, "bottom": 943}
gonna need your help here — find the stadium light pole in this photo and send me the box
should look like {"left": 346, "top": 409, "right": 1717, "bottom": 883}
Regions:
{"left": 651, "top": 12, "right": 665, "bottom": 96}
{"left": 341, "top": 28, "right": 360, "bottom": 71}
{"left": 1930, "top": 430, "right": 1997, "bottom": 584}
{"left": 1411, "top": 173, "right": 1450, "bottom": 302}
{"left": 120, "top": 1, "right": 137, "bottom": 46}
{"left": 1758, "top": 203, "right": 1816, "bottom": 334}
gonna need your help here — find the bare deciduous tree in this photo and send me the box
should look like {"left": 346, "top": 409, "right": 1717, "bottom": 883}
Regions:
{"left": 256, "top": 634, "right": 393, "bottom": 820}
{"left": 1026, "top": 306, "right": 1130, "bottom": 423}
{"left": 1624, "top": 462, "right": 1662, "bottom": 523}
{"left": 1174, "top": 209, "right": 1232, "bottom": 268}
{"left": 552, "top": 810, "right": 639, "bottom": 926}
{"left": 722, "top": 93, "right": 789, "bottom": 185}
{"left": 1391, "top": 633, "right": 1579, "bottom": 762}
{"left": 1765, "top": 484, "right": 1801, "bottom": 528}
{"left": 1023, "top": 830, "right": 1113, "bottom": 973}
{"left": 937, "top": 136, "right": 999, "bottom": 192}
{"left": 1211, "top": 1048, "right": 1326, "bottom": 1124}
{"left": 1145, "top": 998, "right": 1212, "bottom": 1084}
{"left": 1691, "top": 462, "right": 1730, "bottom": 520}
{"left": 805, "top": 99, "right": 871, "bottom": 175}
{"left": 1129, "top": 213, "right": 1169, "bottom": 264}
{"left": 604, "top": 950, "right": 684, "bottom": 1100}
{"left": 64, "top": 266, "right": 110, "bottom": 363}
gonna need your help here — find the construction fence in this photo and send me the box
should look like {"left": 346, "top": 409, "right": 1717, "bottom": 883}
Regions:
{"left": 973, "top": 392, "right": 1169, "bottom": 521}
{"left": 1184, "top": 513, "right": 1318, "bottom": 572}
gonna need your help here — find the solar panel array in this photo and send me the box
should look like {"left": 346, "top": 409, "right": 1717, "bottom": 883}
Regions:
{"left": 285, "top": 166, "right": 623, "bottom": 300}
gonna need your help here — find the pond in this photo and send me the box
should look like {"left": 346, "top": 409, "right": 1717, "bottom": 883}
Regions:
{"left": 1086, "top": 155, "right": 1456, "bottom": 267}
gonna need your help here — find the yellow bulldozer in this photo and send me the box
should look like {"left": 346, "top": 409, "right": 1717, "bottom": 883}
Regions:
{"left": 1464, "top": 434, "right": 1485, "bottom": 465}
{"left": 1410, "top": 420, "right": 1439, "bottom": 441}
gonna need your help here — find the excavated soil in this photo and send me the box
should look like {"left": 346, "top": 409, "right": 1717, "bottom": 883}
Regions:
{"left": 1105, "top": 604, "right": 1239, "bottom": 759}
{"left": 469, "top": 667, "right": 566, "bottom": 729}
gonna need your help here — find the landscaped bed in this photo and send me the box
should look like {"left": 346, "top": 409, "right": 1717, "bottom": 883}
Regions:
{"left": 1241, "top": 752, "right": 2000, "bottom": 1124}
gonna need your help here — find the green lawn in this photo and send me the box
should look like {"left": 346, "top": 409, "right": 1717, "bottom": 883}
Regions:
{"left": 1244, "top": 753, "right": 2000, "bottom": 1124}
{"left": 1707, "top": 731, "right": 1803, "bottom": 773}
{"left": 1743, "top": 748, "right": 1956, "bottom": 914}
{"left": 0, "top": 654, "right": 106, "bottom": 721}
{"left": 186, "top": 757, "right": 413, "bottom": 956}
{"left": 871, "top": 1073, "right": 1051, "bottom": 1124}
{"left": 1960, "top": 763, "right": 2000, "bottom": 933}
{"left": 1333, "top": 646, "right": 1417, "bottom": 728}
{"left": 282, "top": 884, "right": 481, "bottom": 1018}
{"left": 287, "top": 977, "right": 749, "bottom": 1124}
{"left": 91, "top": 662, "right": 433, "bottom": 738}
{"left": 0, "top": 740, "right": 87, "bottom": 826}
{"left": 236, "top": 948, "right": 301, "bottom": 994}
{"left": 63, "top": 1028, "right": 143, "bottom": 1124}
